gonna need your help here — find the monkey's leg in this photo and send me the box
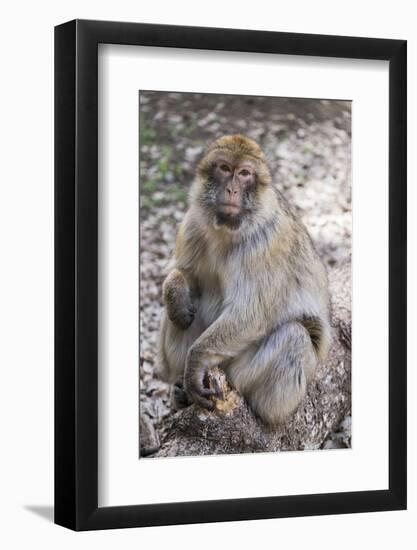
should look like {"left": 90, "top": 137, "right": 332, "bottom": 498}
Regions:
{"left": 157, "top": 309, "right": 204, "bottom": 383}
{"left": 227, "top": 322, "right": 317, "bottom": 426}
{"left": 162, "top": 268, "right": 196, "bottom": 330}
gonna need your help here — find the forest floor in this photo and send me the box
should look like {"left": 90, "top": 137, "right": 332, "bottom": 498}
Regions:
{"left": 139, "top": 92, "right": 352, "bottom": 455}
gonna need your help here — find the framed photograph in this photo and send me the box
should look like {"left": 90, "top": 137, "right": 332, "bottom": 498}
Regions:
{"left": 55, "top": 20, "right": 406, "bottom": 530}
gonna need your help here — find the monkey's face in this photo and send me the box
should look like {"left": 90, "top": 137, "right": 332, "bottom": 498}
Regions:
{"left": 202, "top": 157, "right": 259, "bottom": 230}
{"left": 195, "top": 135, "right": 272, "bottom": 231}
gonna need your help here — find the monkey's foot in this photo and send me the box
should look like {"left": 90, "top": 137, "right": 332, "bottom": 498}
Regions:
{"left": 171, "top": 378, "right": 192, "bottom": 410}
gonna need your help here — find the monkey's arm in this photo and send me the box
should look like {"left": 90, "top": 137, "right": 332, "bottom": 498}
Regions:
{"left": 162, "top": 268, "right": 197, "bottom": 330}
{"left": 184, "top": 294, "right": 266, "bottom": 409}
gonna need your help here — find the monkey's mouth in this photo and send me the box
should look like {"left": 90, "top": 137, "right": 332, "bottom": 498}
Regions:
{"left": 217, "top": 203, "right": 241, "bottom": 215}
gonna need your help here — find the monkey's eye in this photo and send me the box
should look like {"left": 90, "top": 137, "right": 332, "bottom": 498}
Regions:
{"left": 239, "top": 169, "right": 250, "bottom": 177}
{"left": 220, "top": 164, "right": 231, "bottom": 173}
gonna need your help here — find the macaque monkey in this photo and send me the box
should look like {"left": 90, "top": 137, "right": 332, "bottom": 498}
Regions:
{"left": 157, "top": 135, "right": 331, "bottom": 425}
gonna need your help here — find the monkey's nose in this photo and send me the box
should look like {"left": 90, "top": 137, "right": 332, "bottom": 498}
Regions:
{"left": 226, "top": 187, "right": 238, "bottom": 196}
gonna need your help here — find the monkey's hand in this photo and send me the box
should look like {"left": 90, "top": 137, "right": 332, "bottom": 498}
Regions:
{"left": 184, "top": 357, "right": 220, "bottom": 410}
{"left": 163, "top": 269, "right": 197, "bottom": 330}
{"left": 166, "top": 296, "right": 196, "bottom": 330}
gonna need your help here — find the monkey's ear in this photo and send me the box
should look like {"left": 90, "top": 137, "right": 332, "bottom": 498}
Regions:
{"left": 196, "top": 148, "right": 219, "bottom": 180}
{"left": 256, "top": 163, "right": 272, "bottom": 186}
{"left": 196, "top": 155, "right": 211, "bottom": 180}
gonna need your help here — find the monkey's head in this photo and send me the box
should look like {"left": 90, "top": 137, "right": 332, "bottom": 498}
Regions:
{"left": 194, "top": 135, "right": 272, "bottom": 231}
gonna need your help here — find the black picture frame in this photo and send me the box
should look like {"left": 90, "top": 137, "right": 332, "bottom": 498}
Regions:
{"left": 55, "top": 19, "right": 407, "bottom": 531}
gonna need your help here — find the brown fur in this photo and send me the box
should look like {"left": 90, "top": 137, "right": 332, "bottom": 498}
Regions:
{"left": 157, "top": 135, "right": 331, "bottom": 425}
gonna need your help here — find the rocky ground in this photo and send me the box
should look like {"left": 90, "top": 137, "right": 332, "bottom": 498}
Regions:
{"left": 139, "top": 92, "right": 352, "bottom": 456}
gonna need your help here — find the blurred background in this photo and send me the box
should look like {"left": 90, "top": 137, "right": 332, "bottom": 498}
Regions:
{"left": 139, "top": 92, "right": 351, "bottom": 454}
